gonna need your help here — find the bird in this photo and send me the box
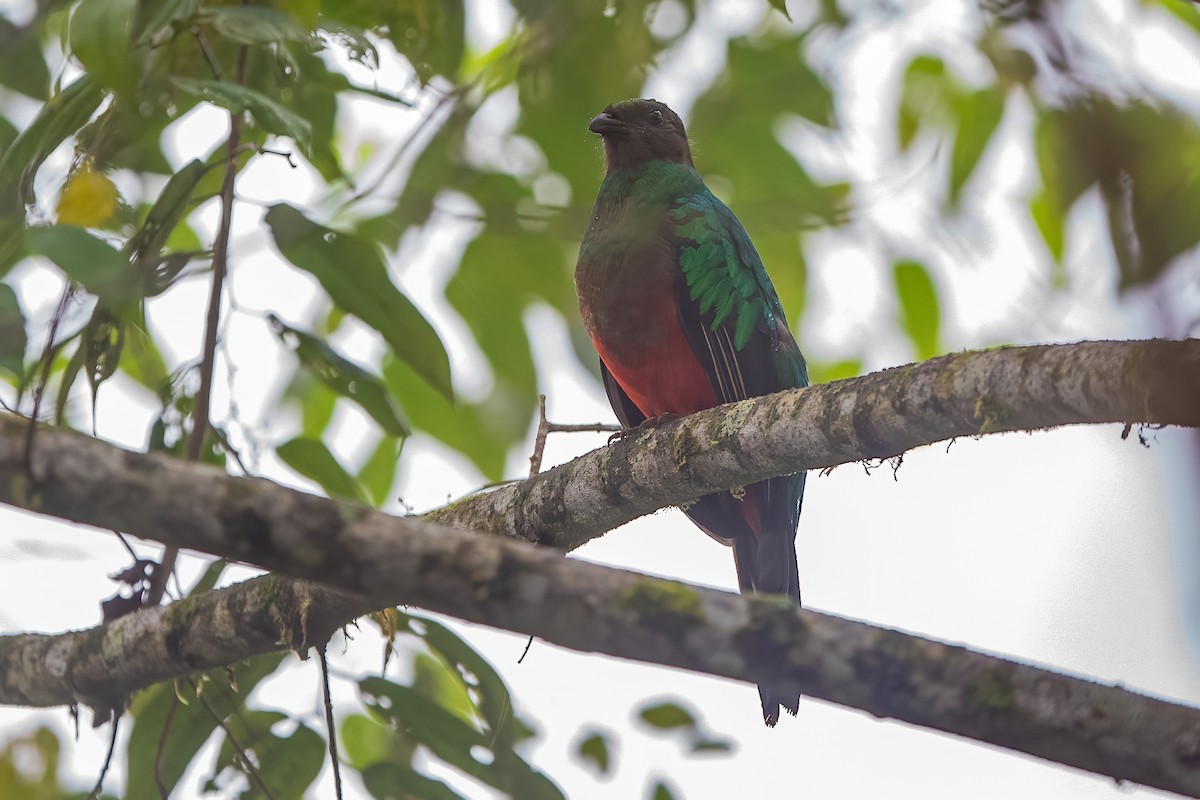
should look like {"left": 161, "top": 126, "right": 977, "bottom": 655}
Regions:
{"left": 574, "top": 98, "right": 809, "bottom": 726}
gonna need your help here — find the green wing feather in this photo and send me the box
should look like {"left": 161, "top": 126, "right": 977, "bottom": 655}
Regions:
{"left": 673, "top": 190, "right": 788, "bottom": 351}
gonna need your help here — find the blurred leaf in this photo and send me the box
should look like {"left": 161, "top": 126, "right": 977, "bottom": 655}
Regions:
{"left": 136, "top": 0, "right": 201, "bottom": 41}
{"left": 1033, "top": 109, "right": 1093, "bottom": 221}
{"left": 809, "top": 358, "right": 860, "bottom": 384}
{"left": 383, "top": 357, "right": 506, "bottom": 479}
{"left": 341, "top": 714, "right": 400, "bottom": 771}
{"left": 57, "top": 162, "right": 119, "bottom": 227}
{"left": 651, "top": 780, "right": 678, "bottom": 800}
{"left": 277, "top": 436, "right": 368, "bottom": 503}
{"left": 170, "top": 78, "right": 313, "bottom": 146}
{"left": 126, "top": 653, "right": 286, "bottom": 800}
{"left": 69, "top": 0, "right": 140, "bottom": 94}
{"left": 269, "top": 315, "right": 410, "bottom": 438}
{"left": 893, "top": 260, "right": 940, "bottom": 360}
{"left": 196, "top": 5, "right": 310, "bottom": 44}
{"left": 948, "top": 86, "right": 1005, "bottom": 206}
{"left": 127, "top": 159, "right": 210, "bottom": 273}
{"left": 0, "top": 284, "right": 26, "bottom": 380}
{"left": 118, "top": 323, "right": 169, "bottom": 397}
{"left": 362, "top": 762, "right": 465, "bottom": 800}
{"left": 188, "top": 558, "right": 228, "bottom": 596}
{"left": 25, "top": 225, "right": 138, "bottom": 302}
{"left": 266, "top": 204, "right": 452, "bottom": 399}
{"left": 360, "top": 676, "right": 490, "bottom": 774}
{"left": 690, "top": 736, "right": 734, "bottom": 754}
{"left": 396, "top": 613, "right": 520, "bottom": 743}
{"left": 898, "top": 55, "right": 947, "bottom": 151}
{"left": 358, "top": 433, "right": 403, "bottom": 508}
{"left": 412, "top": 652, "right": 477, "bottom": 725}
{"left": 638, "top": 702, "right": 696, "bottom": 731}
{"left": 576, "top": 731, "right": 611, "bottom": 775}
{"left": 445, "top": 230, "right": 571, "bottom": 445}
{"left": 209, "top": 710, "right": 324, "bottom": 799}
{"left": 767, "top": 0, "right": 793, "bottom": 20}
{"left": 82, "top": 306, "right": 125, "bottom": 399}
{"left": 0, "top": 18, "right": 50, "bottom": 99}
{"left": 1029, "top": 188, "right": 1064, "bottom": 263}
{"left": 0, "top": 75, "right": 104, "bottom": 207}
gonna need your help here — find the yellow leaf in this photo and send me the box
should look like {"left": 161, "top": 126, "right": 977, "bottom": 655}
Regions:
{"left": 56, "top": 162, "right": 118, "bottom": 227}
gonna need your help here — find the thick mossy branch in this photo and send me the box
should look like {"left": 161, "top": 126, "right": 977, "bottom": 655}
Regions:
{"left": 425, "top": 338, "right": 1200, "bottom": 549}
{"left": 0, "top": 340, "right": 1198, "bottom": 793}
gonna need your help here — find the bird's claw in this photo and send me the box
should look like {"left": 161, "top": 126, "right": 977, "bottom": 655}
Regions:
{"left": 607, "top": 412, "right": 680, "bottom": 445}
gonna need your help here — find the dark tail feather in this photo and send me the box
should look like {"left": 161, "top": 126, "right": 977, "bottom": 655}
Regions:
{"left": 734, "top": 532, "right": 802, "bottom": 726}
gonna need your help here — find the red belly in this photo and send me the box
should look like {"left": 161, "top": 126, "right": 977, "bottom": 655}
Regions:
{"left": 588, "top": 316, "right": 717, "bottom": 419}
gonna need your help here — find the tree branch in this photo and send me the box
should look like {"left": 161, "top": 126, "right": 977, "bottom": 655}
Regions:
{"left": 0, "top": 339, "right": 1198, "bottom": 793}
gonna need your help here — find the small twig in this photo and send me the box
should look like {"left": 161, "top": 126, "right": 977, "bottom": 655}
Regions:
{"left": 192, "top": 679, "right": 277, "bottom": 800}
{"left": 88, "top": 715, "right": 119, "bottom": 799}
{"left": 260, "top": 147, "right": 298, "bottom": 168}
{"left": 23, "top": 283, "right": 74, "bottom": 476}
{"left": 528, "top": 395, "right": 620, "bottom": 476}
{"left": 148, "top": 37, "right": 249, "bottom": 607}
{"left": 517, "top": 636, "right": 534, "bottom": 665}
{"left": 319, "top": 648, "right": 344, "bottom": 800}
{"left": 528, "top": 395, "right": 550, "bottom": 477}
{"left": 518, "top": 396, "right": 622, "bottom": 663}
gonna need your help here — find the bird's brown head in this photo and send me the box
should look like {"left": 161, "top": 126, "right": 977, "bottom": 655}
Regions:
{"left": 589, "top": 99, "right": 693, "bottom": 171}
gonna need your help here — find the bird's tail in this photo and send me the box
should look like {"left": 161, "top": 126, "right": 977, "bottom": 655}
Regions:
{"left": 733, "top": 527, "right": 801, "bottom": 727}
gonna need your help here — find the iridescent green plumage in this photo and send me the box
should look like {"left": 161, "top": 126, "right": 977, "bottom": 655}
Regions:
{"left": 576, "top": 99, "right": 808, "bottom": 726}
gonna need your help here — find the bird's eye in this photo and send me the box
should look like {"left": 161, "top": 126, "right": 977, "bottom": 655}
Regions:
{"left": 648, "top": 109, "right": 664, "bottom": 127}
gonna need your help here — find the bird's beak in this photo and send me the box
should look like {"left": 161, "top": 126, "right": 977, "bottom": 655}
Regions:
{"left": 588, "top": 111, "right": 625, "bottom": 136}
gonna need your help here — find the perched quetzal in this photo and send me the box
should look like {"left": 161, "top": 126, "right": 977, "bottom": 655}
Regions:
{"left": 575, "top": 99, "right": 809, "bottom": 726}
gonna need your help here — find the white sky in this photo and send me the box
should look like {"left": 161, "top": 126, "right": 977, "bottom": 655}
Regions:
{"left": 1, "top": 0, "right": 1199, "bottom": 798}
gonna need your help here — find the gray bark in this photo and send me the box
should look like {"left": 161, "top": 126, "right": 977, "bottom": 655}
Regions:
{"left": 0, "top": 339, "right": 1198, "bottom": 794}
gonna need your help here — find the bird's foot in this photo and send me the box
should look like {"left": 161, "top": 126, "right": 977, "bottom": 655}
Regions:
{"left": 607, "top": 412, "right": 681, "bottom": 445}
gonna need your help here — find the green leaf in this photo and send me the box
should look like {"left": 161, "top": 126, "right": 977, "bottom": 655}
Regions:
{"left": 576, "top": 731, "right": 611, "bottom": 775}
{"left": 209, "top": 710, "right": 324, "bottom": 799}
{"left": 412, "top": 652, "right": 477, "bottom": 725}
{"left": 395, "top": 612, "right": 518, "bottom": 741}
{"left": 358, "top": 434, "right": 403, "bottom": 508}
{"left": 69, "top": 0, "right": 140, "bottom": 94}
{"left": 196, "top": 6, "right": 310, "bottom": 44}
{"left": 126, "top": 159, "right": 210, "bottom": 273}
{"left": 269, "top": 315, "right": 410, "bottom": 438}
{"left": 136, "top": 0, "right": 201, "bottom": 41}
{"left": 119, "top": 320, "right": 170, "bottom": 396}
{"left": 893, "top": 260, "right": 940, "bottom": 360}
{"left": 948, "top": 86, "right": 1005, "bottom": 206}
{"left": 651, "top": 780, "right": 678, "bottom": 800}
{"left": 266, "top": 204, "right": 452, "bottom": 399}
{"left": 691, "top": 736, "right": 734, "bottom": 754}
{"left": 170, "top": 77, "right": 313, "bottom": 146}
{"left": 341, "top": 714, "right": 397, "bottom": 771}
{"left": 126, "top": 653, "right": 286, "bottom": 800}
{"left": 362, "top": 763, "right": 465, "bottom": 800}
{"left": 360, "top": 676, "right": 489, "bottom": 775}
{"left": 0, "top": 75, "right": 104, "bottom": 207}
{"left": 25, "top": 225, "right": 138, "bottom": 302}
{"left": 1029, "top": 188, "right": 1064, "bottom": 264}
{"left": 0, "top": 17, "right": 50, "bottom": 99}
{"left": 638, "top": 702, "right": 696, "bottom": 731}
{"left": 82, "top": 306, "right": 125, "bottom": 398}
{"left": 766, "top": 0, "right": 793, "bottom": 21}
{"left": 277, "top": 436, "right": 367, "bottom": 503}
{"left": 188, "top": 558, "right": 228, "bottom": 596}
{"left": 0, "top": 284, "right": 26, "bottom": 380}
{"left": 898, "top": 55, "right": 946, "bottom": 152}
